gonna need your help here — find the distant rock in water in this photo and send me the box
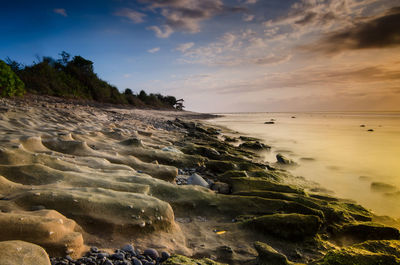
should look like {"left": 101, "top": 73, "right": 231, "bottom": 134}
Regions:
{"left": 187, "top": 173, "right": 209, "bottom": 188}
{"left": 264, "top": 121, "right": 275, "bottom": 124}
{"left": 300, "top": 157, "right": 315, "bottom": 161}
{"left": 239, "top": 141, "right": 271, "bottom": 151}
{"left": 360, "top": 124, "right": 366, "bottom": 127}
{"left": 359, "top": 176, "right": 372, "bottom": 181}
{"left": 291, "top": 116, "right": 296, "bottom": 119}
{"left": 367, "top": 129, "right": 374, "bottom": 132}
{"left": 371, "top": 182, "right": 397, "bottom": 192}
{"left": 276, "top": 153, "right": 296, "bottom": 165}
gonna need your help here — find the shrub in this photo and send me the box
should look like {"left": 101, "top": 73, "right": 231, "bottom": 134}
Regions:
{"left": 0, "top": 60, "right": 25, "bottom": 97}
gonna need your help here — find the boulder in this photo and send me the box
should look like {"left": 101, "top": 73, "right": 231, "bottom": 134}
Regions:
{"left": 12, "top": 187, "right": 175, "bottom": 236}
{"left": 0, "top": 210, "right": 84, "bottom": 258}
{"left": 187, "top": 173, "right": 209, "bottom": 188}
{"left": 316, "top": 240, "right": 400, "bottom": 265}
{"left": 243, "top": 214, "right": 322, "bottom": 240}
{"left": 0, "top": 240, "right": 51, "bottom": 265}
{"left": 276, "top": 154, "right": 296, "bottom": 165}
{"left": 254, "top": 241, "right": 290, "bottom": 265}
{"left": 212, "top": 182, "right": 230, "bottom": 194}
{"left": 239, "top": 141, "right": 271, "bottom": 151}
{"left": 334, "top": 222, "right": 400, "bottom": 244}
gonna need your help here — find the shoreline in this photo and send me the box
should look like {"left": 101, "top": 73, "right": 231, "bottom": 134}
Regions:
{"left": 0, "top": 95, "right": 399, "bottom": 265}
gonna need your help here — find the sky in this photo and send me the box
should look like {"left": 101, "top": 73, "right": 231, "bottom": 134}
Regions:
{"left": 0, "top": 0, "right": 399, "bottom": 112}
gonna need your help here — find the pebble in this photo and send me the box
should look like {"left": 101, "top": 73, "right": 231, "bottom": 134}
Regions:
{"left": 121, "top": 244, "right": 136, "bottom": 255}
{"left": 143, "top": 249, "right": 159, "bottom": 260}
{"left": 51, "top": 245, "right": 169, "bottom": 265}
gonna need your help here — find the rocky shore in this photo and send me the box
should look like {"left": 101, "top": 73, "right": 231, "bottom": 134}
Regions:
{"left": 0, "top": 95, "right": 399, "bottom": 265}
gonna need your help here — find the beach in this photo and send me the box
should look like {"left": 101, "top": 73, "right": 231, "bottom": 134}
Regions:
{"left": 0, "top": 95, "right": 399, "bottom": 265}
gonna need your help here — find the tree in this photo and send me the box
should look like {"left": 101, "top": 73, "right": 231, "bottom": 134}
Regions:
{"left": 124, "top": 88, "right": 133, "bottom": 96}
{"left": 58, "top": 51, "right": 71, "bottom": 65}
{"left": 0, "top": 60, "right": 25, "bottom": 97}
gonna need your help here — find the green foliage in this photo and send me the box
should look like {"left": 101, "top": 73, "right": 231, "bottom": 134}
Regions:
{"left": 0, "top": 60, "right": 25, "bottom": 97}
{"left": 4, "top": 52, "right": 181, "bottom": 109}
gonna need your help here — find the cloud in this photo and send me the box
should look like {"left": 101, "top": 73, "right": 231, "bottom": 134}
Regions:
{"left": 244, "top": 0, "right": 258, "bottom": 4}
{"left": 114, "top": 8, "right": 146, "bottom": 23}
{"left": 148, "top": 47, "right": 160, "bottom": 53}
{"left": 139, "top": 0, "right": 246, "bottom": 36}
{"left": 53, "top": 8, "right": 67, "bottom": 17}
{"left": 176, "top": 42, "right": 195, "bottom": 53}
{"left": 147, "top": 25, "right": 174, "bottom": 38}
{"left": 253, "top": 54, "right": 292, "bottom": 65}
{"left": 306, "top": 7, "right": 400, "bottom": 53}
{"left": 243, "top": 14, "right": 255, "bottom": 22}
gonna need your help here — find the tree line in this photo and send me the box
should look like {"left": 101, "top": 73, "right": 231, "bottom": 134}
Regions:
{"left": 0, "top": 52, "right": 183, "bottom": 109}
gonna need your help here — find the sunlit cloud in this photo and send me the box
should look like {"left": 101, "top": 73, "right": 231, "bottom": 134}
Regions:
{"left": 147, "top": 25, "right": 174, "bottom": 38}
{"left": 114, "top": 8, "right": 146, "bottom": 24}
{"left": 243, "top": 14, "right": 255, "bottom": 22}
{"left": 303, "top": 6, "right": 400, "bottom": 54}
{"left": 147, "top": 47, "right": 160, "bottom": 53}
{"left": 139, "top": 0, "right": 246, "bottom": 36}
{"left": 53, "top": 8, "right": 67, "bottom": 17}
{"left": 176, "top": 42, "right": 195, "bottom": 53}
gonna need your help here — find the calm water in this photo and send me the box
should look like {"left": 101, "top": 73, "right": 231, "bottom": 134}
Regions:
{"left": 209, "top": 112, "right": 400, "bottom": 218}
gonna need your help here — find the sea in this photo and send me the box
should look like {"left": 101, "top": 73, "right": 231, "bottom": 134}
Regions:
{"left": 209, "top": 112, "right": 400, "bottom": 218}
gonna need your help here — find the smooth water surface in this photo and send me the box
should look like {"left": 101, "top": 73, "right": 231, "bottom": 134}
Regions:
{"left": 209, "top": 112, "right": 400, "bottom": 218}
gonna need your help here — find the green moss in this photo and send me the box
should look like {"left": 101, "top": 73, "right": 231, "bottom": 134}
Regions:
{"left": 242, "top": 213, "right": 323, "bottom": 240}
{"left": 317, "top": 247, "right": 400, "bottom": 265}
{"left": 206, "top": 160, "right": 238, "bottom": 174}
{"left": 334, "top": 222, "right": 400, "bottom": 243}
{"left": 230, "top": 177, "right": 304, "bottom": 195}
{"left": 163, "top": 255, "right": 227, "bottom": 265}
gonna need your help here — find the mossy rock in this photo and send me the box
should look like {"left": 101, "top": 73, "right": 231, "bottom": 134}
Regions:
{"left": 333, "top": 222, "right": 400, "bottom": 244}
{"left": 254, "top": 241, "right": 291, "bottom": 265}
{"left": 0, "top": 240, "right": 51, "bottom": 265}
{"left": 163, "top": 254, "right": 227, "bottom": 265}
{"left": 315, "top": 241, "right": 400, "bottom": 265}
{"left": 217, "top": 170, "right": 248, "bottom": 182}
{"left": 230, "top": 177, "right": 304, "bottom": 195}
{"left": 181, "top": 144, "right": 221, "bottom": 160}
{"left": 206, "top": 160, "right": 238, "bottom": 174}
{"left": 242, "top": 213, "right": 323, "bottom": 240}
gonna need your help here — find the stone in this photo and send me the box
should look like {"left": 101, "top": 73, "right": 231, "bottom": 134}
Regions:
{"left": 334, "top": 222, "right": 400, "bottom": 244}
{"left": 0, "top": 240, "right": 51, "bottom": 265}
{"left": 316, "top": 240, "right": 400, "bottom": 265}
{"left": 121, "top": 244, "right": 136, "bottom": 254}
{"left": 144, "top": 248, "right": 159, "bottom": 260}
{"left": 371, "top": 182, "right": 397, "bottom": 192}
{"left": 212, "top": 182, "right": 230, "bottom": 194}
{"left": 264, "top": 121, "right": 275, "bottom": 124}
{"left": 276, "top": 153, "right": 295, "bottom": 165}
{"left": 254, "top": 241, "right": 290, "bottom": 265}
{"left": 162, "top": 255, "right": 227, "bottom": 265}
{"left": 111, "top": 252, "right": 125, "bottom": 260}
{"left": 161, "top": 146, "right": 183, "bottom": 154}
{"left": 160, "top": 251, "right": 170, "bottom": 262}
{"left": 132, "top": 257, "right": 143, "bottom": 265}
{"left": 239, "top": 141, "right": 270, "bottom": 151}
{"left": 187, "top": 173, "right": 209, "bottom": 188}
{"left": 243, "top": 213, "right": 322, "bottom": 240}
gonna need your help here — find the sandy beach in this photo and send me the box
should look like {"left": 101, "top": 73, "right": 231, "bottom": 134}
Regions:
{"left": 0, "top": 95, "right": 399, "bottom": 265}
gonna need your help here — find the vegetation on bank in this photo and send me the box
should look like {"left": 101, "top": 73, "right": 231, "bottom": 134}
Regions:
{"left": 0, "top": 60, "right": 25, "bottom": 97}
{"left": 1, "top": 52, "right": 182, "bottom": 109}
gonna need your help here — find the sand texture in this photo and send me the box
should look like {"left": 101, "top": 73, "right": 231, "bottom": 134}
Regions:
{"left": 0, "top": 95, "right": 399, "bottom": 264}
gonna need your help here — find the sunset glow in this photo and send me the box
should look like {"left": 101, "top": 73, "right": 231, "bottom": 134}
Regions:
{"left": 1, "top": 0, "right": 399, "bottom": 112}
